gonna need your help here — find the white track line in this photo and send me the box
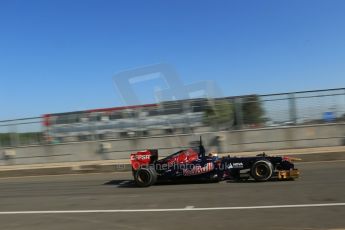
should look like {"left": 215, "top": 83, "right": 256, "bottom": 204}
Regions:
{"left": 0, "top": 203, "right": 344, "bottom": 215}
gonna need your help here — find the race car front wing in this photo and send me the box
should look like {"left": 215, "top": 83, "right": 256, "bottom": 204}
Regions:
{"left": 278, "top": 169, "right": 300, "bottom": 180}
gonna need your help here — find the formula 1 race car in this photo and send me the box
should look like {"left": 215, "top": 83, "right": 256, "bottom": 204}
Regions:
{"left": 130, "top": 138, "right": 300, "bottom": 187}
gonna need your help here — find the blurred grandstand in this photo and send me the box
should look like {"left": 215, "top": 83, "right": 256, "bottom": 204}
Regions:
{"left": 0, "top": 88, "right": 344, "bottom": 147}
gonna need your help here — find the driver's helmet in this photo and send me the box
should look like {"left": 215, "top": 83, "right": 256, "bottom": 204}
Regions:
{"left": 208, "top": 152, "right": 219, "bottom": 160}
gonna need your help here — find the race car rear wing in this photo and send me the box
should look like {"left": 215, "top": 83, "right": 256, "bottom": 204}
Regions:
{"left": 130, "top": 149, "right": 158, "bottom": 170}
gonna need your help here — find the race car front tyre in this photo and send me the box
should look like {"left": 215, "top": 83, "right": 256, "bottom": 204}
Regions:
{"left": 134, "top": 168, "right": 157, "bottom": 187}
{"left": 251, "top": 160, "right": 274, "bottom": 182}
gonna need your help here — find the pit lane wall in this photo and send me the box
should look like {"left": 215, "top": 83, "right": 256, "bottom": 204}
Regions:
{"left": 1, "top": 123, "right": 344, "bottom": 166}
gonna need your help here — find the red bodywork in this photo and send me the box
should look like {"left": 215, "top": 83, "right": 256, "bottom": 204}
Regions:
{"left": 130, "top": 150, "right": 153, "bottom": 170}
{"left": 130, "top": 148, "right": 199, "bottom": 170}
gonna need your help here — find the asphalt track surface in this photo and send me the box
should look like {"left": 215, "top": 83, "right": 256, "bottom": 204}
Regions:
{"left": 0, "top": 161, "right": 344, "bottom": 230}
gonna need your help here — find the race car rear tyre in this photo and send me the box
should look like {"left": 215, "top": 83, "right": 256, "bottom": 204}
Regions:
{"left": 134, "top": 168, "right": 157, "bottom": 187}
{"left": 251, "top": 160, "right": 273, "bottom": 182}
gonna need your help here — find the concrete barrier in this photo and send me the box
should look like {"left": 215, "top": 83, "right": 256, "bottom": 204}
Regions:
{"left": 0, "top": 123, "right": 344, "bottom": 166}
{"left": 0, "top": 147, "right": 344, "bottom": 178}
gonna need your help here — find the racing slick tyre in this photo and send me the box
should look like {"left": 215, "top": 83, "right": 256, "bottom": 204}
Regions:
{"left": 134, "top": 168, "right": 157, "bottom": 187}
{"left": 251, "top": 160, "right": 274, "bottom": 182}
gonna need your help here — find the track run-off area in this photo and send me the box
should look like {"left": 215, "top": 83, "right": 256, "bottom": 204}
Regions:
{"left": 0, "top": 160, "right": 344, "bottom": 230}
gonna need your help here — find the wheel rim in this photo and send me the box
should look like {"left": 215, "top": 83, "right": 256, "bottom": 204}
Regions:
{"left": 256, "top": 164, "right": 269, "bottom": 177}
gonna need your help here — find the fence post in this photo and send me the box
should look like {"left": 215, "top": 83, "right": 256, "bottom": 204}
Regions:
{"left": 288, "top": 93, "right": 297, "bottom": 124}
{"left": 234, "top": 97, "right": 243, "bottom": 129}
{"left": 9, "top": 124, "right": 19, "bottom": 147}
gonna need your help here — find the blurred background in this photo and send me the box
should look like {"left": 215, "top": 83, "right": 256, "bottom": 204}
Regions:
{"left": 1, "top": 87, "right": 344, "bottom": 165}
{"left": 0, "top": 0, "right": 345, "bottom": 165}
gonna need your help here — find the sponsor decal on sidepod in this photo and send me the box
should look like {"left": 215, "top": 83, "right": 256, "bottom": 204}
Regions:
{"left": 183, "top": 162, "right": 214, "bottom": 176}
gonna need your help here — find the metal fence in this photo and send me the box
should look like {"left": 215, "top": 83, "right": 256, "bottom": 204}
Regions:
{"left": 1, "top": 88, "right": 344, "bottom": 148}
{"left": 259, "top": 88, "right": 345, "bottom": 126}
{"left": 0, "top": 117, "right": 43, "bottom": 147}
